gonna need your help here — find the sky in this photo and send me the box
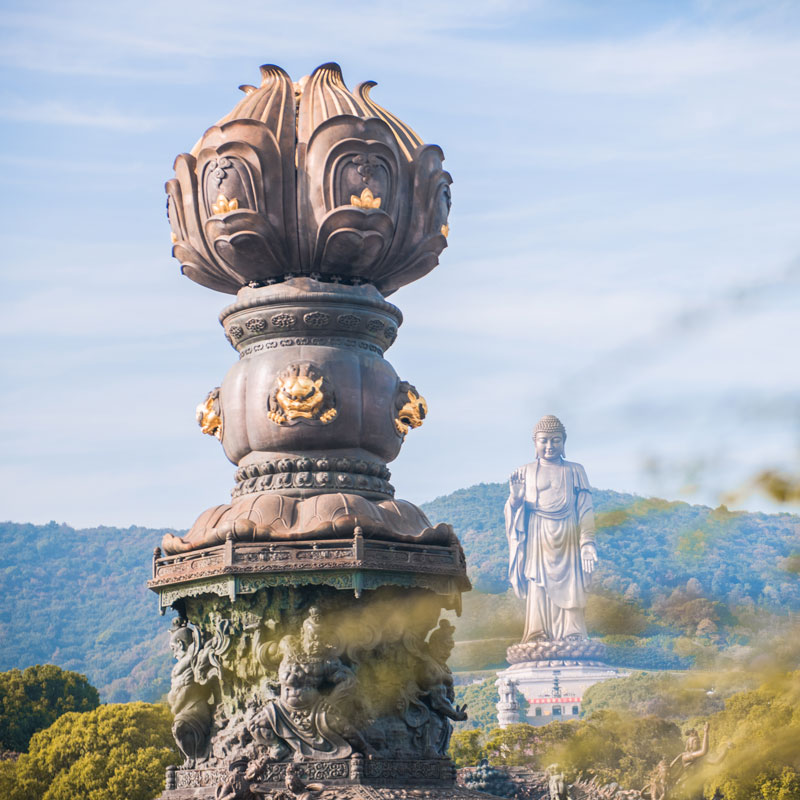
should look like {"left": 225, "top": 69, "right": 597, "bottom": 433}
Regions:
{"left": 1, "top": 0, "right": 800, "bottom": 529}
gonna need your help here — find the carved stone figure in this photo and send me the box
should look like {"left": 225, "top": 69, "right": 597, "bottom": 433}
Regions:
{"left": 168, "top": 619, "right": 226, "bottom": 768}
{"left": 197, "top": 388, "right": 223, "bottom": 439}
{"left": 281, "top": 763, "right": 326, "bottom": 800}
{"left": 497, "top": 678, "right": 514, "bottom": 706}
{"left": 267, "top": 363, "right": 337, "bottom": 426}
{"left": 505, "top": 415, "right": 597, "bottom": 644}
{"left": 653, "top": 721, "right": 728, "bottom": 800}
{"left": 414, "top": 620, "right": 467, "bottom": 755}
{"left": 670, "top": 722, "right": 709, "bottom": 771}
{"left": 394, "top": 381, "right": 427, "bottom": 438}
{"left": 215, "top": 760, "right": 254, "bottom": 800}
{"left": 248, "top": 607, "right": 361, "bottom": 761}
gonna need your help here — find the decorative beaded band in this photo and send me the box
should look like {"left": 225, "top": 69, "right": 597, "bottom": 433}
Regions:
{"left": 232, "top": 456, "right": 394, "bottom": 499}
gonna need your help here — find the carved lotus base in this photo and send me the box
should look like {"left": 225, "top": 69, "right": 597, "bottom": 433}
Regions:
{"left": 148, "top": 534, "right": 469, "bottom": 614}
{"left": 162, "top": 494, "right": 452, "bottom": 555}
{"left": 505, "top": 637, "right": 606, "bottom": 666}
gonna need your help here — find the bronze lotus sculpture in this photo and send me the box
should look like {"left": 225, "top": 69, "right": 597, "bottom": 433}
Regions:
{"left": 166, "top": 63, "right": 451, "bottom": 296}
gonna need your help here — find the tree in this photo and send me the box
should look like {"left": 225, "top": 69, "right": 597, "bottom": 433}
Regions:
{"left": 586, "top": 592, "right": 648, "bottom": 636}
{"left": 543, "top": 711, "right": 682, "bottom": 789}
{"left": 0, "top": 702, "right": 177, "bottom": 800}
{"left": 0, "top": 665, "right": 100, "bottom": 752}
{"left": 702, "top": 670, "right": 800, "bottom": 800}
{"left": 450, "top": 728, "right": 485, "bottom": 767}
{"left": 482, "top": 722, "right": 576, "bottom": 768}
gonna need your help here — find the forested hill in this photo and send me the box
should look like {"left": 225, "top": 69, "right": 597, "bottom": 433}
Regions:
{"left": 420, "top": 483, "right": 800, "bottom": 611}
{"left": 1, "top": 485, "right": 798, "bottom": 701}
{"left": 0, "top": 522, "right": 174, "bottom": 703}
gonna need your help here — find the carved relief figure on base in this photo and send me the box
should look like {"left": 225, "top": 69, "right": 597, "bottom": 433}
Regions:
{"left": 248, "top": 607, "right": 365, "bottom": 761}
{"left": 168, "top": 619, "right": 226, "bottom": 768}
{"left": 415, "top": 619, "right": 467, "bottom": 756}
{"left": 281, "top": 763, "right": 326, "bottom": 800}
{"left": 505, "top": 415, "right": 598, "bottom": 645}
{"left": 215, "top": 760, "right": 254, "bottom": 800}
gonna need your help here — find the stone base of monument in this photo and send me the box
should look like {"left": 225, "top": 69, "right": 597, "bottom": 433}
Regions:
{"left": 497, "top": 651, "right": 628, "bottom": 727}
{"left": 501, "top": 660, "right": 625, "bottom": 698}
{"left": 156, "top": 757, "right": 507, "bottom": 799}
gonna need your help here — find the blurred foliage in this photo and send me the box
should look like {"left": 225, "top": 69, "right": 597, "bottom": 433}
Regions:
{"left": 581, "top": 670, "right": 731, "bottom": 721}
{"left": 0, "top": 521, "right": 176, "bottom": 701}
{"left": 702, "top": 669, "right": 800, "bottom": 800}
{"left": 726, "top": 469, "right": 800, "bottom": 506}
{"left": 0, "top": 665, "right": 99, "bottom": 752}
{"left": 0, "top": 702, "right": 177, "bottom": 800}
{"left": 544, "top": 711, "right": 682, "bottom": 789}
{"left": 451, "top": 668, "right": 800, "bottom": 798}
{"left": 449, "top": 714, "right": 679, "bottom": 787}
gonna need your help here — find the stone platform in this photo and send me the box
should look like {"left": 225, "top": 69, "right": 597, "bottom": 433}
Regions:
{"left": 156, "top": 757, "right": 505, "bottom": 799}
{"left": 158, "top": 788, "right": 504, "bottom": 799}
{"left": 148, "top": 533, "right": 469, "bottom": 611}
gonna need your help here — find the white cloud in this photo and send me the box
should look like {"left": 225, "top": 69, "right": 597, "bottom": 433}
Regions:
{"left": 0, "top": 99, "right": 169, "bottom": 130}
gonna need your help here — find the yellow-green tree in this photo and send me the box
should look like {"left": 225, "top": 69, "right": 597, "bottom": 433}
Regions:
{"left": 543, "top": 711, "right": 682, "bottom": 789}
{"left": 481, "top": 722, "right": 576, "bottom": 768}
{"left": 0, "top": 665, "right": 100, "bottom": 752}
{"left": 0, "top": 702, "right": 177, "bottom": 800}
{"left": 450, "top": 728, "right": 485, "bottom": 767}
{"left": 702, "top": 670, "right": 800, "bottom": 800}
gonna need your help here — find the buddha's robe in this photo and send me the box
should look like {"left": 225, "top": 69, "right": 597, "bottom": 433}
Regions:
{"left": 504, "top": 459, "right": 596, "bottom": 642}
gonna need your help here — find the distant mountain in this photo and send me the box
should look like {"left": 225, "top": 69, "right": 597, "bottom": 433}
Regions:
{"left": 1, "top": 485, "right": 797, "bottom": 699}
{"left": 421, "top": 483, "right": 800, "bottom": 611}
{"left": 0, "top": 522, "right": 174, "bottom": 703}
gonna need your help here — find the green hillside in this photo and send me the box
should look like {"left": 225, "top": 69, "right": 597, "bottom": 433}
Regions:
{"left": 1, "top": 484, "right": 798, "bottom": 700}
{"left": 0, "top": 522, "right": 174, "bottom": 702}
{"left": 423, "top": 483, "right": 800, "bottom": 673}
{"left": 420, "top": 483, "right": 800, "bottom": 611}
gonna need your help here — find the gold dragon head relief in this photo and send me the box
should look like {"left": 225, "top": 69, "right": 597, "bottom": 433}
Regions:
{"left": 196, "top": 387, "right": 223, "bottom": 439}
{"left": 267, "top": 363, "right": 338, "bottom": 425}
{"left": 394, "top": 381, "right": 427, "bottom": 438}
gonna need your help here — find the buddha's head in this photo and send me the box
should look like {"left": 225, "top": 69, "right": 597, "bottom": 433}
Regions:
{"left": 533, "top": 415, "right": 566, "bottom": 462}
